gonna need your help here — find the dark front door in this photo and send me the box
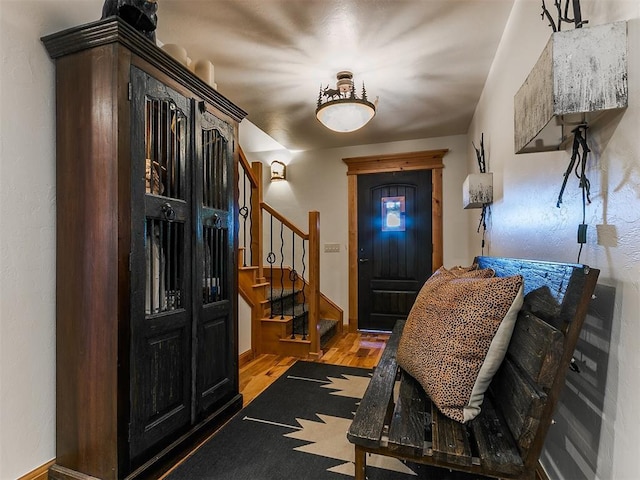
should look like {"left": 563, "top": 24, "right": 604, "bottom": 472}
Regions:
{"left": 357, "top": 170, "right": 432, "bottom": 331}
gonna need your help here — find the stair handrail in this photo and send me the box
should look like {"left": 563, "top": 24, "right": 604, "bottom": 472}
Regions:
{"left": 261, "top": 202, "right": 308, "bottom": 239}
{"left": 238, "top": 147, "right": 259, "bottom": 187}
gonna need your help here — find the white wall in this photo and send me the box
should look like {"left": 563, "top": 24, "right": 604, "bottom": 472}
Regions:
{"left": 0, "top": 2, "right": 108, "bottom": 478}
{"left": 238, "top": 296, "right": 252, "bottom": 355}
{"left": 241, "top": 134, "right": 471, "bottom": 322}
{"left": 468, "top": 0, "right": 640, "bottom": 478}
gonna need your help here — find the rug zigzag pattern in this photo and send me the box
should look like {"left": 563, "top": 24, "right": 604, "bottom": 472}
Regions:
{"left": 167, "top": 361, "right": 420, "bottom": 479}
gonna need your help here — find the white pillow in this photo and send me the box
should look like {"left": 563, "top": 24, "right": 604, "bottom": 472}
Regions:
{"left": 464, "top": 284, "right": 524, "bottom": 422}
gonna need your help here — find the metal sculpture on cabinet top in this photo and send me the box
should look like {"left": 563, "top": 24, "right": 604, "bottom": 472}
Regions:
{"left": 101, "top": 0, "right": 158, "bottom": 42}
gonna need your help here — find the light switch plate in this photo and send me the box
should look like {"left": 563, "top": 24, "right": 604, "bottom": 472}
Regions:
{"left": 324, "top": 243, "right": 340, "bottom": 253}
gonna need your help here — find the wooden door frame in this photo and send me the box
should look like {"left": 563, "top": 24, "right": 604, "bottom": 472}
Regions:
{"left": 343, "top": 149, "right": 447, "bottom": 333}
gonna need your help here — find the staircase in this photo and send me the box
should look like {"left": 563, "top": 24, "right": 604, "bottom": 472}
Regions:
{"left": 237, "top": 150, "right": 343, "bottom": 359}
{"left": 268, "top": 288, "right": 339, "bottom": 348}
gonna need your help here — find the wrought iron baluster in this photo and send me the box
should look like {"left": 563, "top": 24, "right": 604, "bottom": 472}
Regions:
{"left": 248, "top": 174, "right": 253, "bottom": 266}
{"left": 239, "top": 170, "right": 249, "bottom": 267}
{"left": 301, "top": 239, "right": 307, "bottom": 340}
{"left": 278, "top": 221, "right": 285, "bottom": 320}
{"left": 267, "top": 214, "right": 275, "bottom": 319}
{"left": 290, "top": 232, "right": 296, "bottom": 338}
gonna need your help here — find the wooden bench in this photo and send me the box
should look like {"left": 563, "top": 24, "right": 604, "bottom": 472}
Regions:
{"left": 347, "top": 256, "right": 599, "bottom": 480}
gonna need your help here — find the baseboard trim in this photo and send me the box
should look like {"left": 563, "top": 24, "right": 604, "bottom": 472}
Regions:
{"left": 18, "top": 460, "right": 55, "bottom": 480}
{"left": 239, "top": 349, "right": 254, "bottom": 368}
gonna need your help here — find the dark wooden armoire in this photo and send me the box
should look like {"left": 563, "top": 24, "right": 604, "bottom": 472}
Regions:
{"left": 42, "top": 17, "right": 247, "bottom": 480}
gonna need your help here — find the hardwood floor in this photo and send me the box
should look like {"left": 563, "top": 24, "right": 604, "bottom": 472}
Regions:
{"left": 240, "top": 330, "right": 389, "bottom": 406}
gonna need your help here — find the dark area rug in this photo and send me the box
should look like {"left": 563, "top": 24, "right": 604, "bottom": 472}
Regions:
{"left": 167, "top": 361, "right": 489, "bottom": 480}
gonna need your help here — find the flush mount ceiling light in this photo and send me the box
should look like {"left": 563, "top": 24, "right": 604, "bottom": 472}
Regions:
{"left": 316, "top": 71, "right": 376, "bottom": 133}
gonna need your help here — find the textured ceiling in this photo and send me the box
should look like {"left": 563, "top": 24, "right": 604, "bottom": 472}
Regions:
{"left": 107, "top": 1, "right": 516, "bottom": 151}
{"left": 154, "top": 1, "right": 515, "bottom": 152}
{"left": 155, "top": 0, "right": 516, "bottom": 152}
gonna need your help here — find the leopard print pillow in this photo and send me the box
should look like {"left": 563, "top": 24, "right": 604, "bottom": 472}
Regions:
{"left": 397, "top": 270, "right": 523, "bottom": 423}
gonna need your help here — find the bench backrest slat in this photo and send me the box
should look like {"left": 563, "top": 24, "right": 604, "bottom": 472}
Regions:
{"left": 476, "top": 256, "right": 592, "bottom": 331}
{"left": 506, "top": 311, "right": 564, "bottom": 389}
{"left": 489, "top": 358, "right": 546, "bottom": 456}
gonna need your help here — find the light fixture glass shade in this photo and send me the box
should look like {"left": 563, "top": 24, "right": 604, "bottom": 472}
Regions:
{"left": 463, "top": 173, "right": 493, "bottom": 209}
{"left": 316, "top": 99, "right": 376, "bottom": 133}
{"left": 316, "top": 71, "right": 376, "bottom": 133}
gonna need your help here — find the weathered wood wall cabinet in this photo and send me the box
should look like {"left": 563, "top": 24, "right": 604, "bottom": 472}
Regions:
{"left": 42, "top": 18, "right": 247, "bottom": 480}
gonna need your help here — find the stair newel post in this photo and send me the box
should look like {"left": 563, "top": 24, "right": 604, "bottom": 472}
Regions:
{"left": 308, "top": 211, "right": 321, "bottom": 357}
{"left": 250, "top": 161, "right": 264, "bottom": 280}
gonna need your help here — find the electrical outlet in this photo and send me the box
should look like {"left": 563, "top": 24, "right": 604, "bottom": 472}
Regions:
{"left": 324, "top": 243, "right": 340, "bottom": 253}
{"left": 596, "top": 224, "right": 618, "bottom": 247}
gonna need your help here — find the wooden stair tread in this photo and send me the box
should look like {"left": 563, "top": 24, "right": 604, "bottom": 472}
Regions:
{"left": 279, "top": 337, "right": 311, "bottom": 344}
{"left": 260, "top": 316, "right": 293, "bottom": 323}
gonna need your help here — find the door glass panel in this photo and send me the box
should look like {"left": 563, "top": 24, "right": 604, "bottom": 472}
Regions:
{"left": 381, "top": 196, "right": 406, "bottom": 232}
{"left": 202, "top": 128, "right": 228, "bottom": 209}
{"left": 145, "top": 97, "right": 186, "bottom": 199}
{"left": 202, "top": 225, "right": 228, "bottom": 304}
{"left": 145, "top": 218, "right": 184, "bottom": 314}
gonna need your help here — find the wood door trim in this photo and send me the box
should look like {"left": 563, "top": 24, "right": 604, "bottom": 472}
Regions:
{"left": 343, "top": 149, "right": 447, "bottom": 333}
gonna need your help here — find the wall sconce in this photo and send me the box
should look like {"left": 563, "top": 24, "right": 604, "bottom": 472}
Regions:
{"left": 463, "top": 173, "right": 493, "bottom": 209}
{"left": 270, "top": 160, "right": 286, "bottom": 181}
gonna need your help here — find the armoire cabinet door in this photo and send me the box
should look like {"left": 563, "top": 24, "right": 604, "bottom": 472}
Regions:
{"left": 194, "top": 104, "right": 237, "bottom": 415}
{"left": 129, "top": 66, "right": 193, "bottom": 460}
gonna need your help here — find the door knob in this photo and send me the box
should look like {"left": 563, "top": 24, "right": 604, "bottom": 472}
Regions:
{"left": 359, "top": 258, "right": 369, "bottom": 263}
{"left": 161, "top": 202, "right": 176, "bottom": 222}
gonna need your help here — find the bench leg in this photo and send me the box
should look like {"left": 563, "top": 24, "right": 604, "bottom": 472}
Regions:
{"left": 354, "top": 445, "right": 366, "bottom": 480}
